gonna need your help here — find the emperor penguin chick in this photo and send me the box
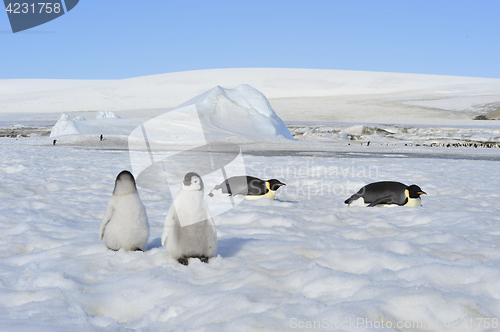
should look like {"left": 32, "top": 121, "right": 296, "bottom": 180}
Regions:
{"left": 162, "top": 172, "right": 217, "bottom": 265}
{"left": 99, "top": 170, "right": 149, "bottom": 251}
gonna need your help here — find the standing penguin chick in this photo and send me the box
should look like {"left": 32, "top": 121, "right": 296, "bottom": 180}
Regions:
{"left": 345, "top": 181, "right": 427, "bottom": 207}
{"left": 162, "top": 172, "right": 217, "bottom": 265}
{"left": 208, "top": 175, "right": 286, "bottom": 200}
{"left": 99, "top": 170, "right": 149, "bottom": 251}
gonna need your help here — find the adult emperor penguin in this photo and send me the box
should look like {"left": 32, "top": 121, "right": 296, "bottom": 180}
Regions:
{"left": 208, "top": 176, "right": 286, "bottom": 200}
{"left": 99, "top": 170, "right": 149, "bottom": 251}
{"left": 162, "top": 172, "right": 217, "bottom": 265}
{"left": 344, "top": 181, "right": 427, "bottom": 207}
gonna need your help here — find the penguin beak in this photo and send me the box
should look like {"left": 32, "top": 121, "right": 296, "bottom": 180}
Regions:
{"left": 418, "top": 191, "right": 427, "bottom": 195}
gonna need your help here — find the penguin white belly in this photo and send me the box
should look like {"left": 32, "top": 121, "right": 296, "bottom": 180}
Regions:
{"left": 348, "top": 197, "right": 368, "bottom": 207}
{"left": 168, "top": 219, "right": 217, "bottom": 259}
{"left": 165, "top": 189, "right": 217, "bottom": 260}
{"left": 244, "top": 190, "right": 277, "bottom": 200}
{"left": 104, "top": 194, "right": 149, "bottom": 251}
{"left": 404, "top": 197, "right": 422, "bottom": 207}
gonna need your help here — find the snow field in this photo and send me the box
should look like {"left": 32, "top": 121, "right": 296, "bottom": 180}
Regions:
{"left": 0, "top": 143, "right": 499, "bottom": 331}
{"left": 1, "top": 68, "right": 500, "bottom": 331}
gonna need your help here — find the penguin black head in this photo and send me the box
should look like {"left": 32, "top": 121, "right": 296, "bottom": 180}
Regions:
{"left": 407, "top": 184, "right": 426, "bottom": 198}
{"left": 183, "top": 172, "right": 204, "bottom": 191}
{"left": 268, "top": 179, "right": 286, "bottom": 191}
{"left": 114, "top": 170, "right": 137, "bottom": 194}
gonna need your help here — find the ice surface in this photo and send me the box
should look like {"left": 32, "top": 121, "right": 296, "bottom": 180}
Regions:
{"left": 0, "top": 69, "right": 499, "bottom": 331}
{"left": 0, "top": 144, "right": 499, "bottom": 331}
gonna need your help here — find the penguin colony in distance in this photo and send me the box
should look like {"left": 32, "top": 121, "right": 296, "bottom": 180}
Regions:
{"left": 162, "top": 172, "right": 217, "bottom": 265}
{"left": 99, "top": 171, "right": 149, "bottom": 251}
{"left": 345, "top": 181, "right": 427, "bottom": 207}
{"left": 208, "top": 175, "right": 286, "bottom": 200}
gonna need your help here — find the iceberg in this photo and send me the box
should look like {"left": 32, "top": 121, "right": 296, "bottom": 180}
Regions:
{"left": 49, "top": 113, "right": 85, "bottom": 137}
{"left": 95, "top": 111, "right": 120, "bottom": 119}
{"left": 50, "top": 85, "right": 293, "bottom": 142}
{"left": 175, "top": 84, "right": 294, "bottom": 141}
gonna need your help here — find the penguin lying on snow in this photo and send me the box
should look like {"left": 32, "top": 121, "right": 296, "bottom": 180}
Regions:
{"left": 99, "top": 171, "right": 149, "bottom": 251}
{"left": 345, "top": 181, "right": 427, "bottom": 207}
{"left": 208, "top": 176, "right": 286, "bottom": 200}
{"left": 162, "top": 172, "right": 217, "bottom": 265}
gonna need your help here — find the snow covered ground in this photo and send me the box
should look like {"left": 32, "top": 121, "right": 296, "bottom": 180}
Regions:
{"left": 0, "top": 69, "right": 500, "bottom": 331}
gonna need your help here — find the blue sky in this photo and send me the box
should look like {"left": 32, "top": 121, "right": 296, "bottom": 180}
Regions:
{"left": 1, "top": 0, "right": 499, "bottom": 79}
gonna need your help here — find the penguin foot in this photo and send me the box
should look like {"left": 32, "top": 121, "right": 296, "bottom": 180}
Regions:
{"left": 133, "top": 247, "right": 143, "bottom": 252}
{"left": 199, "top": 256, "right": 209, "bottom": 264}
{"left": 178, "top": 257, "right": 189, "bottom": 266}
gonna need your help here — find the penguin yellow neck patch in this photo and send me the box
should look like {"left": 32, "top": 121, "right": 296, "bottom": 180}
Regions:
{"left": 244, "top": 182, "right": 277, "bottom": 200}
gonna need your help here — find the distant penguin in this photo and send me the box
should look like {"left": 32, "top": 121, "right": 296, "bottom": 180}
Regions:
{"left": 162, "top": 172, "right": 217, "bottom": 265}
{"left": 99, "top": 170, "right": 149, "bottom": 251}
{"left": 53, "top": 139, "right": 57, "bottom": 145}
{"left": 100, "top": 134, "right": 103, "bottom": 141}
{"left": 208, "top": 176, "right": 286, "bottom": 200}
{"left": 345, "top": 181, "right": 427, "bottom": 207}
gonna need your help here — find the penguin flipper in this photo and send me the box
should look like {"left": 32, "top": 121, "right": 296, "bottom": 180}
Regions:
{"left": 367, "top": 195, "right": 395, "bottom": 207}
{"left": 161, "top": 205, "right": 176, "bottom": 246}
{"left": 344, "top": 194, "right": 360, "bottom": 205}
{"left": 99, "top": 203, "right": 114, "bottom": 240}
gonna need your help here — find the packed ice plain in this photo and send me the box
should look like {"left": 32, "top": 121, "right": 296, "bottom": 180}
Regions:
{"left": 0, "top": 69, "right": 500, "bottom": 331}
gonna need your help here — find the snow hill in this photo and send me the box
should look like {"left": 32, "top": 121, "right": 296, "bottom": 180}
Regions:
{"left": 1, "top": 68, "right": 500, "bottom": 125}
